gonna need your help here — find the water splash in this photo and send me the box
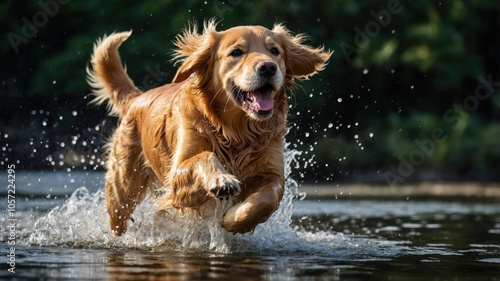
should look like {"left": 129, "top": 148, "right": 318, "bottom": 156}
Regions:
{"left": 21, "top": 146, "right": 343, "bottom": 253}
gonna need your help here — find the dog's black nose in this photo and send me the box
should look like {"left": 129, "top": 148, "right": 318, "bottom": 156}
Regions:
{"left": 256, "top": 61, "right": 277, "bottom": 77}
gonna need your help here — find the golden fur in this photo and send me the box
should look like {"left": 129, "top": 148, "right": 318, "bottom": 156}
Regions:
{"left": 87, "top": 21, "right": 331, "bottom": 235}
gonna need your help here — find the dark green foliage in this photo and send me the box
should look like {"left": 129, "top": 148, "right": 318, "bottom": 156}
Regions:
{"left": 1, "top": 0, "right": 499, "bottom": 182}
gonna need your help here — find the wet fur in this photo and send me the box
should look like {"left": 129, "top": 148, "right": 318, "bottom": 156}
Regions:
{"left": 87, "top": 21, "right": 331, "bottom": 235}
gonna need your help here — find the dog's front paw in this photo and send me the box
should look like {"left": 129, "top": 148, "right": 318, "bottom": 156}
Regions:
{"left": 208, "top": 174, "right": 240, "bottom": 200}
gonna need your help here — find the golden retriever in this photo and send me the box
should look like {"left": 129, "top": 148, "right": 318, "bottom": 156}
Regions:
{"left": 87, "top": 21, "right": 331, "bottom": 236}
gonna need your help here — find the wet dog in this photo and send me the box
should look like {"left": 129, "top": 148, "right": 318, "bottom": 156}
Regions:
{"left": 87, "top": 21, "right": 330, "bottom": 235}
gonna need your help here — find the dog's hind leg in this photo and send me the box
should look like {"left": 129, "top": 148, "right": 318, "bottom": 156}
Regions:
{"left": 104, "top": 118, "right": 148, "bottom": 236}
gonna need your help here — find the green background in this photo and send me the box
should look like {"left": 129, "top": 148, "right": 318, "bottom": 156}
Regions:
{"left": 1, "top": 0, "right": 499, "bottom": 184}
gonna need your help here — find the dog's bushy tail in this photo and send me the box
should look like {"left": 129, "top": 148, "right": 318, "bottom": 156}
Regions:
{"left": 86, "top": 31, "right": 141, "bottom": 116}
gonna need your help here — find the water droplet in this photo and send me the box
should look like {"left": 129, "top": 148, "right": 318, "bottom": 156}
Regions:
{"left": 369, "top": 133, "right": 374, "bottom": 138}
{"left": 362, "top": 69, "right": 369, "bottom": 74}
{"left": 337, "top": 98, "right": 342, "bottom": 103}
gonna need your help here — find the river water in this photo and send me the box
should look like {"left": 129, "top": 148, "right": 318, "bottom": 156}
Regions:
{"left": 1, "top": 170, "right": 499, "bottom": 280}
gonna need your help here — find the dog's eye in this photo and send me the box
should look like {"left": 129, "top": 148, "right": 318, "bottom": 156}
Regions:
{"left": 270, "top": 47, "right": 280, "bottom": 55}
{"left": 229, "top": 49, "right": 244, "bottom": 57}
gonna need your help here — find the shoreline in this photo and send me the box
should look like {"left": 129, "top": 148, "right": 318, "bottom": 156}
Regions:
{"left": 299, "top": 182, "right": 500, "bottom": 199}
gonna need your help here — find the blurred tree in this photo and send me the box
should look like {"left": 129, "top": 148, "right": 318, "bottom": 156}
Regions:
{"left": 1, "top": 0, "right": 499, "bottom": 182}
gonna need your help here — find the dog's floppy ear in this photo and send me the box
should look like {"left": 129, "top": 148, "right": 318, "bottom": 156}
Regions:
{"left": 172, "top": 21, "right": 218, "bottom": 83}
{"left": 273, "top": 24, "right": 332, "bottom": 79}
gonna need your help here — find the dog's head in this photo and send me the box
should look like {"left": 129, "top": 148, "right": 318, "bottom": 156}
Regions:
{"left": 172, "top": 21, "right": 331, "bottom": 120}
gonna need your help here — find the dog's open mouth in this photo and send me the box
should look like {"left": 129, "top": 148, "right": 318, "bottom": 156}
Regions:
{"left": 233, "top": 84, "right": 275, "bottom": 116}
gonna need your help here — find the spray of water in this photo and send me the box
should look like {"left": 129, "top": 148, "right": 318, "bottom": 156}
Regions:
{"left": 22, "top": 146, "right": 336, "bottom": 253}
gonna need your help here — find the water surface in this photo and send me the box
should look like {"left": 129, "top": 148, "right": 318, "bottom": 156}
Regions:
{"left": 1, "top": 171, "right": 499, "bottom": 280}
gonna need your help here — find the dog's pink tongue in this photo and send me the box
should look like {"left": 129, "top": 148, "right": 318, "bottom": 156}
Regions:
{"left": 249, "top": 89, "right": 274, "bottom": 111}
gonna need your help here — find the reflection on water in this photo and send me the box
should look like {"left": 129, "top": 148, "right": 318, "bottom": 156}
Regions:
{"left": 0, "top": 171, "right": 499, "bottom": 280}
